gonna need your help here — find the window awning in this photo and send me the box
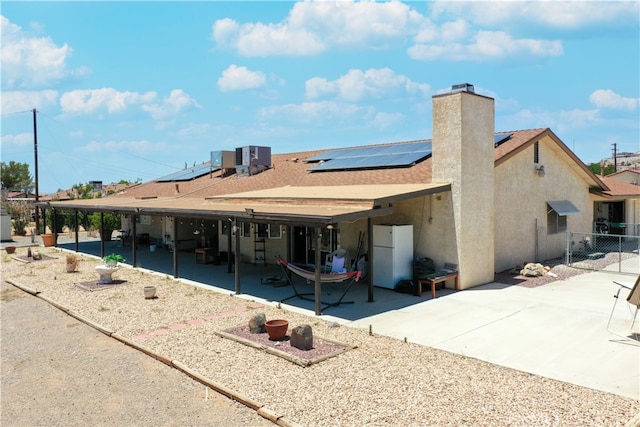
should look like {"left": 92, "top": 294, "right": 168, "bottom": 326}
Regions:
{"left": 547, "top": 200, "right": 580, "bottom": 216}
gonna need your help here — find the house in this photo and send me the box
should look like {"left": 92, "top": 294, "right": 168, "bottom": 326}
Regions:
{"left": 591, "top": 172, "right": 640, "bottom": 236}
{"left": 43, "top": 84, "right": 636, "bottom": 309}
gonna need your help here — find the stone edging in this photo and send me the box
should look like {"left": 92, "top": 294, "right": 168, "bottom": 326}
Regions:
{"left": 6, "top": 279, "right": 302, "bottom": 427}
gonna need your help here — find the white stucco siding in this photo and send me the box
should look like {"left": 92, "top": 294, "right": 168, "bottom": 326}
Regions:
{"left": 494, "top": 136, "right": 594, "bottom": 273}
{"left": 386, "top": 196, "right": 458, "bottom": 270}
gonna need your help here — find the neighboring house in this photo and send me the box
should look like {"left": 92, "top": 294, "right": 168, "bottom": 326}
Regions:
{"left": 40, "top": 181, "right": 135, "bottom": 202}
{"left": 591, "top": 173, "right": 640, "bottom": 236}
{"left": 45, "top": 84, "right": 630, "bottom": 294}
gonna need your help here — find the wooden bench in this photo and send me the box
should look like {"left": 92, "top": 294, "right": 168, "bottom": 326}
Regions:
{"left": 416, "top": 263, "right": 459, "bottom": 298}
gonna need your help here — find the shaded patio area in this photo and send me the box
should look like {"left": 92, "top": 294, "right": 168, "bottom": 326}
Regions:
{"left": 58, "top": 239, "right": 456, "bottom": 321}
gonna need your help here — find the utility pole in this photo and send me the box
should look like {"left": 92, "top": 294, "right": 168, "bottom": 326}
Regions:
{"left": 33, "top": 108, "right": 40, "bottom": 234}
{"left": 612, "top": 142, "right": 617, "bottom": 173}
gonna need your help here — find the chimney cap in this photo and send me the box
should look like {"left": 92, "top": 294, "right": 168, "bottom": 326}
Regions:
{"left": 451, "top": 83, "right": 475, "bottom": 94}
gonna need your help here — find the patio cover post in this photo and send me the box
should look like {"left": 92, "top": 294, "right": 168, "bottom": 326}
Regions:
{"left": 131, "top": 215, "right": 137, "bottom": 267}
{"left": 227, "top": 219, "right": 233, "bottom": 274}
{"left": 99, "top": 212, "right": 105, "bottom": 258}
{"left": 367, "top": 217, "right": 374, "bottom": 302}
{"left": 173, "top": 216, "right": 178, "bottom": 278}
{"left": 314, "top": 226, "right": 322, "bottom": 315}
{"left": 74, "top": 210, "right": 79, "bottom": 252}
{"left": 234, "top": 217, "right": 240, "bottom": 294}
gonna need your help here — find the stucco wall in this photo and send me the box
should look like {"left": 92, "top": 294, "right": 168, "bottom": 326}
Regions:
{"left": 432, "top": 91, "right": 495, "bottom": 289}
{"left": 494, "top": 135, "right": 594, "bottom": 273}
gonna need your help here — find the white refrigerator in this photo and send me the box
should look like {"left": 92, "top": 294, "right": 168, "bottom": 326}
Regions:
{"left": 372, "top": 224, "right": 414, "bottom": 289}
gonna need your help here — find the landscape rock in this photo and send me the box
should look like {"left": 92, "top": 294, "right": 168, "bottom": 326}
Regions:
{"left": 248, "top": 313, "right": 266, "bottom": 333}
{"left": 520, "top": 262, "right": 550, "bottom": 277}
{"left": 290, "top": 324, "right": 313, "bottom": 350}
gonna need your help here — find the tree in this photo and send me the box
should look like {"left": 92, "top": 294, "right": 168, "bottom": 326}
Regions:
{"left": 0, "top": 161, "right": 33, "bottom": 192}
{"left": 587, "top": 162, "right": 614, "bottom": 176}
{"left": 2, "top": 200, "right": 32, "bottom": 236}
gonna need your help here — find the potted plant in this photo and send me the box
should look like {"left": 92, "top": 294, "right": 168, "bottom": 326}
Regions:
{"left": 66, "top": 253, "right": 79, "bottom": 273}
{"left": 103, "top": 253, "right": 125, "bottom": 267}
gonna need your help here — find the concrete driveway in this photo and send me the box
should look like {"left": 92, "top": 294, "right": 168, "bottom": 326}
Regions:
{"left": 348, "top": 267, "right": 640, "bottom": 400}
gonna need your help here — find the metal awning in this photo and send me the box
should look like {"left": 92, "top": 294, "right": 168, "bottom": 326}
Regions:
{"left": 547, "top": 200, "right": 580, "bottom": 216}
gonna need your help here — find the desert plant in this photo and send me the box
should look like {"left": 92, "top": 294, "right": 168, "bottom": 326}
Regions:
{"left": 103, "top": 253, "right": 125, "bottom": 266}
{"left": 66, "top": 253, "right": 78, "bottom": 272}
{"left": 3, "top": 200, "right": 33, "bottom": 236}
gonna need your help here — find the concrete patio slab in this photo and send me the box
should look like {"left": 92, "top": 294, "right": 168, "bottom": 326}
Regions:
{"left": 349, "top": 270, "right": 640, "bottom": 400}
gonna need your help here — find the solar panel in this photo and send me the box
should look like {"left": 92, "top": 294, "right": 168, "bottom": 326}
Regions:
{"left": 494, "top": 133, "right": 512, "bottom": 145}
{"left": 307, "top": 133, "right": 510, "bottom": 172}
{"left": 309, "top": 141, "right": 432, "bottom": 172}
{"left": 156, "top": 163, "right": 218, "bottom": 182}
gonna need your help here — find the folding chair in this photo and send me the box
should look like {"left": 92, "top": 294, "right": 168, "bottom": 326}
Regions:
{"left": 606, "top": 275, "right": 640, "bottom": 343}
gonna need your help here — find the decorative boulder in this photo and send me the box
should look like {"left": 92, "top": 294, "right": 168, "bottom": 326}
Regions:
{"left": 520, "top": 262, "right": 549, "bottom": 277}
{"left": 290, "top": 324, "right": 313, "bottom": 351}
{"left": 248, "top": 313, "right": 266, "bottom": 333}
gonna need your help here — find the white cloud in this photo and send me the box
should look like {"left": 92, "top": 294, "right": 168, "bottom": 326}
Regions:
{"left": 217, "top": 65, "right": 267, "bottom": 92}
{"left": 409, "top": 30, "right": 563, "bottom": 61}
{"left": 212, "top": 1, "right": 424, "bottom": 57}
{"left": 77, "top": 139, "right": 167, "bottom": 154}
{"left": 0, "top": 15, "right": 86, "bottom": 88}
{"left": 504, "top": 107, "right": 600, "bottom": 132}
{"left": 60, "top": 88, "right": 157, "bottom": 115}
{"left": 429, "top": 1, "right": 638, "bottom": 29}
{"left": 305, "top": 68, "right": 430, "bottom": 102}
{"left": 1, "top": 90, "right": 58, "bottom": 113}
{"left": 0, "top": 132, "right": 33, "bottom": 148}
{"left": 141, "top": 89, "right": 200, "bottom": 120}
{"left": 259, "top": 101, "right": 370, "bottom": 125}
{"left": 589, "top": 89, "right": 638, "bottom": 110}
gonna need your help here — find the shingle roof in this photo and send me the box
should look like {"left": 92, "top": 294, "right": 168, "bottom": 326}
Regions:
{"left": 113, "top": 129, "right": 556, "bottom": 201}
{"left": 45, "top": 128, "right": 611, "bottom": 224}
{"left": 596, "top": 176, "right": 640, "bottom": 197}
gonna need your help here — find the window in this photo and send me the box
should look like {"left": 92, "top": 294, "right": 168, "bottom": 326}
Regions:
{"left": 256, "top": 224, "right": 268, "bottom": 238}
{"left": 534, "top": 141, "right": 539, "bottom": 163}
{"left": 268, "top": 224, "right": 282, "bottom": 239}
{"left": 239, "top": 221, "right": 251, "bottom": 237}
{"left": 546, "top": 201, "right": 579, "bottom": 235}
{"left": 547, "top": 209, "right": 567, "bottom": 234}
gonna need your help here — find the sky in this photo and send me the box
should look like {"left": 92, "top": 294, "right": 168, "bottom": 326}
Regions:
{"left": 1, "top": 1, "right": 639, "bottom": 194}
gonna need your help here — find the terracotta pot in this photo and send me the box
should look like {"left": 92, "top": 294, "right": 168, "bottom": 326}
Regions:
{"left": 5, "top": 246, "right": 16, "bottom": 254}
{"left": 66, "top": 263, "right": 77, "bottom": 273}
{"left": 41, "top": 234, "right": 55, "bottom": 247}
{"left": 144, "top": 286, "right": 156, "bottom": 299}
{"left": 265, "top": 319, "right": 289, "bottom": 341}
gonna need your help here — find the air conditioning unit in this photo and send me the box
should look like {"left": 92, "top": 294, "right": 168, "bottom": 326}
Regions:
{"left": 235, "top": 146, "right": 271, "bottom": 167}
{"left": 211, "top": 150, "right": 235, "bottom": 169}
{"left": 235, "top": 146, "right": 271, "bottom": 177}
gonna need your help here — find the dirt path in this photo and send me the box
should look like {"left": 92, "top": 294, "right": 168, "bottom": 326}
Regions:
{"left": 0, "top": 281, "right": 272, "bottom": 427}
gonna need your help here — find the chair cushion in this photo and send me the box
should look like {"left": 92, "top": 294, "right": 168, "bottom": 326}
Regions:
{"left": 331, "top": 256, "right": 346, "bottom": 273}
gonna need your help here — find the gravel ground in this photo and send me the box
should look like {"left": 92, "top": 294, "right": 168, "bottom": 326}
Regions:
{"left": 0, "top": 279, "right": 273, "bottom": 427}
{"left": 1, "top": 246, "right": 638, "bottom": 427}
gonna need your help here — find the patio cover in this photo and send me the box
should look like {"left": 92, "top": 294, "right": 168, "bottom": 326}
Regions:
{"left": 39, "top": 183, "right": 451, "bottom": 226}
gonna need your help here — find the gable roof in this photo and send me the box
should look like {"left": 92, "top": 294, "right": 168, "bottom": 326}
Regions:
{"left": 592, "top": 175, "right": 640, "bottom": 198}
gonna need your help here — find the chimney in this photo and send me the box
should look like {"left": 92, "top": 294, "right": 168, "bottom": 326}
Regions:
{"left": 432, "top": 84, "right": 495, "bottom": 289}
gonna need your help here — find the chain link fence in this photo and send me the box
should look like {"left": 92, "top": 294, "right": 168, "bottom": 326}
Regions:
{"left": 566, "top": 231, "right": 639, "bottom": 275}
